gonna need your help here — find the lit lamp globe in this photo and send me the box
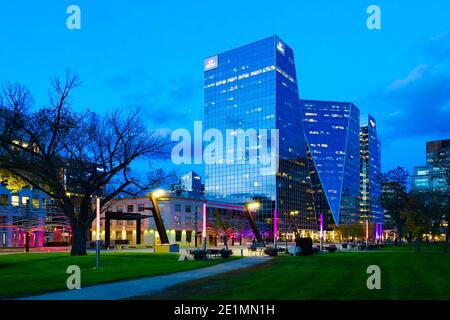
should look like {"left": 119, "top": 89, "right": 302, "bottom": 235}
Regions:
{"left": 246, "top": 202, "right": 260, "bottom": 211}
{"left": 152, "top": 189, "right": 166, "bottom": 199}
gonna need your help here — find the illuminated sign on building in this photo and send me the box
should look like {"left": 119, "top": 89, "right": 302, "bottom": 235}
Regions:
{"left": 276, "top": 41, "right": 285, "bottom": 55}
{"left": 369, "top": 119, "right": 376, "bottom": 128}
{"left": 204, "top": 55, "right": 218, "bottom": 71}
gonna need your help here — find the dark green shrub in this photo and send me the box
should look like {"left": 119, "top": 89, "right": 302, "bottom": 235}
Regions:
{"left": 220, "top": 249, "right": 233, "bottom": 259}
{"left": 264, "top": 247, "right": 278, "bottom": 256}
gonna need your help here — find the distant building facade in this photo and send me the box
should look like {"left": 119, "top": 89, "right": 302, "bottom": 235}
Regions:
{"left": 426, "top": 139, "right": 450, "bottom": 191}
{"left": 411, "top": 139, "right": 450, "bottom": 192}
{"left": 411, "top": 165, "right": 433, "bottom": 192}
{"left": 172, "top": 171, "right": 204, "bottom": 199}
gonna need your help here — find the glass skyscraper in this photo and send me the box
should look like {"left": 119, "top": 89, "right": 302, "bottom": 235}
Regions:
{"left": 426, "top": 139, "right": 450, "bottom": 191}
{"left": 301, "top": 100, "right": 361, "bottom": 226}
{"left": 203, "top": 36, "right": 316, "bottom": 237}
{"left": 360, "top": 115, "right": 383, "bottom": 224}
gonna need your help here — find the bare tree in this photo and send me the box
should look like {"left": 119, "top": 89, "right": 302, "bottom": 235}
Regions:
{"left": 0, "top": 71, "right": 173, "bottom": 255}
{"left": 380, "top": 167, "right": 409, "bottom": 244}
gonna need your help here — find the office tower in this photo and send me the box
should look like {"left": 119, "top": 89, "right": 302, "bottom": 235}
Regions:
{"left": 203, "top": 35, "right": 316, "bottom": 237}
{"left": 172, "top": 170, "right": 204, "bottom": 199}
{"left": 360, "top": 115, "right": 383, "bottom": 223}
{"left": 301, "top": 100, "right": 361, "bottom": 226}
{"left": 181, "top": 171, "right": 202, "bottom": 192}
{"left": 426, "top": 139, "right": 450, "bottom": 191}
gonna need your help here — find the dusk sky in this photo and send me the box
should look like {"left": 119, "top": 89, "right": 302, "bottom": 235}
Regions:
{"left": 1, "top": 0, "right": 449, "bottom": 179}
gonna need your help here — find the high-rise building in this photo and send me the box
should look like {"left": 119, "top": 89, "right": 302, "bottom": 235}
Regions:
{"left": 172, "top": 171, "right": 204, "bottom": 199}
{"left": 411, "top": 139, "right": 450, "bottom": 192}
{"left": 427, "top": 139, "right": 450, "bottom": 167}
{"left": 301, "top": 100, "right": 361, "bottom": 226}
{"left": 360, "top": 115, "right": 383, "bottom": 224}
{"left": 181, "top": 171, "right": 203, "bottom": 193}
{"left": 203, "top": 35, "right": 316, "bottom": 237}
{"left": 426, "top": 139, "right": 450, "bottom": 192}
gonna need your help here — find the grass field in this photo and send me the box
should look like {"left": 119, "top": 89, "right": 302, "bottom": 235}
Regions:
{"left": 147, "top": 243, "right": 450, "bottom": 300}
{"left": 0, "top": 252, "right": 237, "bottom": 299}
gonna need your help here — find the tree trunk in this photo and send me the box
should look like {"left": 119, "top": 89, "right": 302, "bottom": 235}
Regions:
{"left": 224, "top": 235, "right": 228, "bottom": 250}
{"left": 71, "top": 222, "right": 88, "bottom": 256}
{"left": 407, "top": 233, "right": 413, "bottom": 244}
{"left": 397, "top": 225, "right": 404, "bottom": 246}
{"left": 25, "top": 231, "right": 30, "bottom": 253}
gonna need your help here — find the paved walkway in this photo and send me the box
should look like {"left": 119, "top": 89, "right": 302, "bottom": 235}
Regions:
{"left": 21, "top": 256, "right": 271, "bottom": 300}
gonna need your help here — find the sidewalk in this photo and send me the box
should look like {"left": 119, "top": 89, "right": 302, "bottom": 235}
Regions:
{"left": 21, "top": 256, "right": 271, "bottom": 300}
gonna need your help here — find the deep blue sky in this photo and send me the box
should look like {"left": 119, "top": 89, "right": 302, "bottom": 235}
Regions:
{"left": 1, "top": 0, "right": 449, "bottom": 179}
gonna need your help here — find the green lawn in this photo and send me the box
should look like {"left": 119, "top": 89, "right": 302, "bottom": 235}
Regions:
{"left": 0, "top": 252, "right": 237, "bottom": 299}
{"left": 148, "top": 245, "right": 450, "bottom": 300}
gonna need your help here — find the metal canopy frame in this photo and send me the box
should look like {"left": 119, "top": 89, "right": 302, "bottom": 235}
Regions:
{"left": 102, "top": 211, "right": 151, "bottom": 248}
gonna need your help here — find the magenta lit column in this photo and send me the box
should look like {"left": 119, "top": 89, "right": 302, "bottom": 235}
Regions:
{"left": 273, "top": 208, "right": 278, "bottom": 244}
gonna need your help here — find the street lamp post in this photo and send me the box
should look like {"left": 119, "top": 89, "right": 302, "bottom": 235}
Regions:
{"left": 365, "top": 217, "right": 369, "bottom": 247}
{"left": 96, "top": 196, "right": 101, "bottom": 269}
{"left": 202, "top": 201, "right": 207, "bottom": 250}
{"left": 285, "top": 214, "right": 289, "bottom": 251}
{"left": 285, "top": 211, "right": 298, "bottom": 252}
{"left": 245, "top": 202, "right": 263, "bottom": 244}
{"left": 194, "top": 207, "right": 198, "bottom": 250}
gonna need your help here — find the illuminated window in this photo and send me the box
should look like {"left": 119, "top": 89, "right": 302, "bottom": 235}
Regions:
{"left": 22, "top": 196, "right": 30, "bottom": 206}
{"left": 11, "top": 196, "right": 19, "bottom": 206}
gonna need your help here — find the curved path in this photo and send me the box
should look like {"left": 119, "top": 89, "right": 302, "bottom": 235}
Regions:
{"left": 21, "top": 256, "right": 271, "bottom": 300}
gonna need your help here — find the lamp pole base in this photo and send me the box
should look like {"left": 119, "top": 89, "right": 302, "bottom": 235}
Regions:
{"left": 96, "top": 240, "right": 101, "bottom": 269}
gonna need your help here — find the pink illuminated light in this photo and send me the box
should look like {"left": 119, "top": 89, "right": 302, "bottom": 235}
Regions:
{"left": 273, "top": 208, "right": 278, "bottom": 240}
{"left": 319, "top": 213, "right": 324, "bottom": 240}
{"left": 202, "top": 202, "right": 207, "bottom": 239}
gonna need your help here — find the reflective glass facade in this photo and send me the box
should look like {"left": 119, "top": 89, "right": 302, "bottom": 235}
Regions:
{"left": 204, "top": 36, "right": 316, "bottom": 235}
{"left": 426, "top": 139, "right": 450, "bottom": 192}
{"left": 301, "top": 100, "right": 361, "bottom": 226}
{"left": 360, "top": 115, "right": 383, "bottom": 223}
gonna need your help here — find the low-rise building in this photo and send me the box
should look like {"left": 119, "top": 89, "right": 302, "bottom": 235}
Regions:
{"left": 0, "top": 184, "right": 47, "bottom": 247}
